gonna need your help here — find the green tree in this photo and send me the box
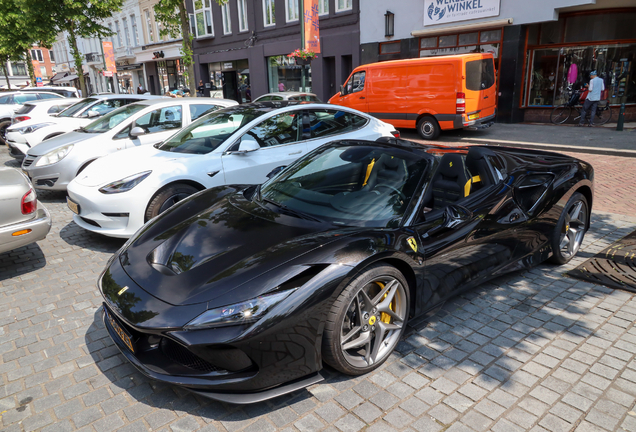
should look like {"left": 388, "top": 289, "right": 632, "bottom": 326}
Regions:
{"left": 154, "top": 0, "right": 227, "bottom": 96}
{"left": 23, "top": 0, "right": 124, "bottom": 96}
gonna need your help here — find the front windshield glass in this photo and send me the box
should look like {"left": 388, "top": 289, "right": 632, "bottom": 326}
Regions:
{"left": 57, "top": 98, "right": 98, "bottom": 118}
{"left": 260, "top": 143, "right": 430, "bottom": 227}
{"left": 157, "top": 106, "right": 268, "bottom": 154}
{"left": 81, "top": 104, "right": 146, "bottom": 134}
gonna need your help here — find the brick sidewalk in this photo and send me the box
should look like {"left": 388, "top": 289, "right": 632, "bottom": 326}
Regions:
{"left": 1, "top": 147, "right": 636, "bottom": 432}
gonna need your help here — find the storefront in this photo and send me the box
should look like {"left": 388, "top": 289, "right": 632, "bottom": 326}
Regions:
{"left": 266, "top": 56, "right": 312, "bottom": 94}
{"left": 116, "top": 63, "right": 145, "bottom": 94}
{"left": 207, "top": 60, "right": 250, "bottom": 102}
{"left": 135, "top": 41, "right": 184, "bottom": 95}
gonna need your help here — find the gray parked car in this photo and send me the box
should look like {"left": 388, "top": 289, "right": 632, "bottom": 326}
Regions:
{"left": 0, "top": 167, "right": 51, "bottom": 255}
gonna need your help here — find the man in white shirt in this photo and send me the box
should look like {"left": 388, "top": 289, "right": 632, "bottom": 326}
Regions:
{"left": 579, "top": 71, "right": 605, "bottom": 126}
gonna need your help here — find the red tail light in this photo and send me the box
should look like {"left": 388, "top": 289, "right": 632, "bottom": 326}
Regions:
{"left": 14, "top": 116, "right": 31, "bottom": 123}
{"left": 456, "top": 92, "right": 466, "bottom": 114}
{"left": 21, "top": 189, "right": 37, "bottom": 215}
{"left": 391, "top": 130, "right": 400, "bottom": 138}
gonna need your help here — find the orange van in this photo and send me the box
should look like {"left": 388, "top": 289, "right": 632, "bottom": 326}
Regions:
{"left": 329, "top": 53, "right": 497, "bottom": 140}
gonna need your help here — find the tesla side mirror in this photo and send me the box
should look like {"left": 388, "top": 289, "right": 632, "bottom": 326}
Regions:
{"left": 444, "top": 204, "right": 473, "bottom": 228}
{"left": 237, "top": 138, "right": 260, "bottom": 153}
{"left": 130, "top": 126, "right": 146, "bottom": 138}
{"left": 86, "top": 110, "right": 100, "bottom": 118}
{"left": 266, "top": 165, "right": 287, "bottom": 179}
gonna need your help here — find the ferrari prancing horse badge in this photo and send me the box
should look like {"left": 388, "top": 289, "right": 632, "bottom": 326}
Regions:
{"left": 407, "top": 237, "right": 417, "bottom": 252}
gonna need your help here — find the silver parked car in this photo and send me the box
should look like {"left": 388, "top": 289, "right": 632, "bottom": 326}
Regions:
{"left": 252, "top": 91, "right": 321, "bottom": 103}
{"left": 0, "top": 167, "right": 51, "bottom": 255}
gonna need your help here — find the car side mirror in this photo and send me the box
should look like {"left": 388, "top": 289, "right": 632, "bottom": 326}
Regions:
{"left": 87, "top": 110, "right": 100, "bottom": 118}
{"left": 130, "top": 126, "right": 146, "bottom": 138}
{"left": 237, "top": 137, "right": 260, "bottom": 153}
{"left": 340, "top": 85, "right": 346, "bottom": 96}
{"left": 266, "top": 165, "right": 287, "bottom": 179}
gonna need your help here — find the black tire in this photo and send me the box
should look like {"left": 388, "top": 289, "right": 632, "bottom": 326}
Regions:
{"left": 595, "top": 105, "right": 612, "bottom": 125}
{"left": 322, "top": 264, "right": 410, "bottom": 375}
{"left": 550, "top": 106, "right": 571, "bottom": 124}
{"left": 0, "top": 120, "right": 11, "bottom": 146}
{"left": 416, "top": 116, "right": 441, "bottom": 140}
{"left": 549, "top": 192, "right": 589, "bottom": 265}
{"left": 145, "top": 183, "right": 199, "bottom": 222}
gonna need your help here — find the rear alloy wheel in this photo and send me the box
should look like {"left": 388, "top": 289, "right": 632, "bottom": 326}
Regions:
{"left": 550, "top": 192, "right": 589, "bottom": 264}
{"left": 145, "top": 183, "right": 199, "bottom": 222}
{"left": 323, "top": 264, "right": 409, "bottom": 375}
{"left": 416, "top": 117, "right": 441, "bottom": 140}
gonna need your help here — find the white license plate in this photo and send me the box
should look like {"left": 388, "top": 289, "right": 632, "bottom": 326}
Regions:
{"left": 66, "top": 197, "right": 80, "bottom": 215}
{"left": 469, "top": 113, "right": 480, "bottom": 120}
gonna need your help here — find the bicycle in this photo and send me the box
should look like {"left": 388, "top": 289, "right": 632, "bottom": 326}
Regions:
{"left": 550, "top": 89, "right": 612, "bottom": 125}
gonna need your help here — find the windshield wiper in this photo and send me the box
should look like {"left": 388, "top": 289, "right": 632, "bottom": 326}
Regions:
{"left": 262, "top": 198, "right": 323, "bottom": 223}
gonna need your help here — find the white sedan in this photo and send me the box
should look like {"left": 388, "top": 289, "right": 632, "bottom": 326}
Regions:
{"left": 67, "top": 103, "right": 399, "bottom": 238}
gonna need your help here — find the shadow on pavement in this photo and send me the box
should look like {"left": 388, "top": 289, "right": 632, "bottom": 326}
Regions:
{"left": 59, "top": 221, "right": 125, "bottom": 253}
{"left": 0, "top": 242, "right": 47, "bottom": 282}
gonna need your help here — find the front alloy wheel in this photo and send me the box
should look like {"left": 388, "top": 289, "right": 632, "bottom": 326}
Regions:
{"left": 323, "top": 265, "right": 409, "bottom": 375}
{"left": 550, "top": 192, "right": 589, "bottom": 264}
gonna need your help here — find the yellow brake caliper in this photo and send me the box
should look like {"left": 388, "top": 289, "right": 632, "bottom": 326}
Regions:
{"left": 375, "top": 282, "right": 395, "bottom": 324}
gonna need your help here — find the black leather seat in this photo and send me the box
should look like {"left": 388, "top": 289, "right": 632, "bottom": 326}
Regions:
{"left": 362, "top": 154, "right": 407, "bottom": 192}
{"left": 430, "top": 153, "right": 471, "bottom": 210}
{"left": 465, "top": 147, "right": 496, "bottom": 192}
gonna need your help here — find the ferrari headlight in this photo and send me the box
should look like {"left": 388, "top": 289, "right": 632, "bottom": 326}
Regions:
{"left": 184, "top": 289, "right": 295, "bottom": 330}
{"left": 99, "top": 171, "right": 152, "bottom": 194}
{"left": 34, "top": 144, "right": 74, "bottom": 167}
{"left": 12, "top": 122, "right": 54, "bottom": 135}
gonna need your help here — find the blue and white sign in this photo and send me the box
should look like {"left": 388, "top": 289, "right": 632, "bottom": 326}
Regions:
{"left": 424, "top": 0, "right": 500, "bottom": 26}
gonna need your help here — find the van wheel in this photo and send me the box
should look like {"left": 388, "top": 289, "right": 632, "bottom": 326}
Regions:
{"left": 417, "top": 117, "right": 440, "bottom": 140}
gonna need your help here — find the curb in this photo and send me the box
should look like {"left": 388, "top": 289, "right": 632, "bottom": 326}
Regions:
{"left": 455, "top": 137, "right": 636, "bottom": 158}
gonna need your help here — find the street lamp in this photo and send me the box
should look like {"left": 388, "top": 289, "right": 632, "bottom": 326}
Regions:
{"left": 385, "top": 11, "right": 394, "bottom": 38}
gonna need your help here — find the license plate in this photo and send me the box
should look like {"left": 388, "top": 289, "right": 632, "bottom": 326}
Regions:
{"left": 469, "top": 113, "right": 480, "bottom": 120}
{"left": 66, "top": 197, "right": 80, "bottom": 215}
{"left": 105, "top": 309, "right": 135, "bottom": 353}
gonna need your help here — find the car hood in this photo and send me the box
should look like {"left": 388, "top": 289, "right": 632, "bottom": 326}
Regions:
{"left": 27, "top": 131, "right": 98, "bottom": 156}
{"left": 74, "top": 145, "right": 200, "bottom": 187}
{"left": 118, "top": 186, "right": 344, "bottom": 306}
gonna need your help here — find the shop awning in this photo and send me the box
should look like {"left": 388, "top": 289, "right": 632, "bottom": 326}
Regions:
{"left": 50, "top": 72, "right": 69, "bottom": 83}
{"left": 411, "top": 18, "right": 513, "bottom": 37}
{"left": 57, "top": 74, "right": 78, "bottom": 82}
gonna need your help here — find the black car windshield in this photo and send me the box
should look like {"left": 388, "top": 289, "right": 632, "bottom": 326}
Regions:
{"left": 57, "top": 98, "right": 99, "bottom": 118}
{"left": 260, "top": 143, "right": 431, "bottom": 227}
{"left": 80, "top": 104, "right": 146, "bottom": 134}
{"left": 156, "top": 106, "right": 268, "bottom": 154}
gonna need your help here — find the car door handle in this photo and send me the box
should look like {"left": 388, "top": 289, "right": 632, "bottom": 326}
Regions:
{"left": 289, "top": 151, "right": 302, "bottom": 155}
{"left": 359, "top": 96, "right": 366, "bottom": 99}
{"left": 484, "top": 96, "right": 489, "bottom": 99}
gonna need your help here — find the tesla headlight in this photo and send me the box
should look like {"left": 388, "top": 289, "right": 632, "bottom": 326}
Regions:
{"left": 34, "top": 144, "right": 74, "bottom": 167}
{"left": 99, "top": 171, "right": 152, "bottom": 194}
{"left": 12, "top": 122, "right": 55, "bottom": 135}
{"left": 184, "top": 289, "right": 295, "bottom": 330}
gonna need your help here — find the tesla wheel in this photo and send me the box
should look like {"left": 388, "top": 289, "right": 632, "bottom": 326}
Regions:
{"left": 323, "top": 264, "right": 409, "bottom": 375}
{"left": 416, "top": 116, "right": 441, "bottom": 140}
{"left": 550, "top": 106, "right": 571, "bottom": 124}
{"left": 145, "top": 183, "right": 199, "bottom": 222}
{"left": 549, "top": 192, "right": 589, "bottom": 265}
{"left": 0, "top": 120, "right": 10, "bottom": 146}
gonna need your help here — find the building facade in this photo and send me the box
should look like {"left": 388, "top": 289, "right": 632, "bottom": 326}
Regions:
{"left": 189, "top": 0, "right": 360, "bottom": 103}
{"left": 360, "top": 0, "right": 636, "bottom": 123}
{"left": 1, "top": 46, "right": 55, "bottom": 89}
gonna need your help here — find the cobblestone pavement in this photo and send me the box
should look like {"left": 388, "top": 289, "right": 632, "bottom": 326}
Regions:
{"left": 2, "top": 146, "right": 636, "bottom": 432}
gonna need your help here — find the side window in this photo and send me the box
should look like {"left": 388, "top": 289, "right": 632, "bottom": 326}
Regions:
{"left": 256, "top": 96, "right": 271, "bottom": 102}
{"left": 113, "top": 125, "right": 131, "bottom": 140}
{"left": 135, "top": 105, "right": 182, "bottom": 133}
{"left": 346, "top": 71, "right": 366, "bottom": 94}
{"left": 307, "top": 109, "right": 368, "bottom": 139}
{"left": 48, "top": 105, "right": 66, "bottom": 114}
{"left": 189, "top": 104, "right": 220, "bottom": 121}
{"left": 244, "top": 112, "right": 300, "bottom": 147}
{"left": 13, "top": 94, "right": 39, "bottom": 104}
{"left": 271, "top": 95, "right": 284, "bottom": 101}
{"left": 0, "top": 95, "right": 11, "bottom": 104}
{"left": 38, "top": 93, "right": 61, "bottom": 100}
{"left": 84, "top": 100, "right": 120, "bottom": 117}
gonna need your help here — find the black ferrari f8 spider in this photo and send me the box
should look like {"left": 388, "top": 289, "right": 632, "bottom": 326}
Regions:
{"left": 98, "top": 138, "right": 593, "bottom": 403}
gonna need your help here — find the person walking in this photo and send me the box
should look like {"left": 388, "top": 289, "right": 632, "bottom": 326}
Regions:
{"left": 197, "top": 80, "right": 205, "bottom": 97}
{"left": 578, "top": 71, "right": 604, "bottom": 127}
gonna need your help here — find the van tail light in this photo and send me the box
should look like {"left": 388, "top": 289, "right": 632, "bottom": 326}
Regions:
{"left": 456, "top": 92, "right": 466, "bottom": 114}
{"left": 21, "top": 189, "right": 37, "bottom": 215}
{"left": 14, "top": 116, "right": 31, "bottom": 123}
{"left": 391, "top": 130, "right": 400, "bottom": 138}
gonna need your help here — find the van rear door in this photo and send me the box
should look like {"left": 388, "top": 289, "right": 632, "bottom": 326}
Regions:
{"left": 464, "top": 56, "right": 497, "bottom": 122}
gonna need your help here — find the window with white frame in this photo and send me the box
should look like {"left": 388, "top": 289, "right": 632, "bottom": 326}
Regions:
{"left": 30, "top": 49, "right": 43, "bottom": 62}
{"left": 115, "top": 21, "right": 122, "bottom": 47}
{"left": 131, "top": 14, "right": 140, "bottom": 46}
{"left": 122, "top": 18, "right": 131, "bottom": 47}
{"left": 40, "top": 66, "right": 47, "bottom": 77}
{"left": 237, "top": 0, "right": 248, "bottom": 32}
{"left": 49, "top": 50, "right": 55, "bottom": 63}
{"left": 154, "top": 11, "right": 162, "bottom": 41}
{"left": 336, "top": 0, "right": 352, "bottom": 12}
{"left": 319, "top": 0, "right": 328, "bottom": 15}
{"left": 144, "top": 10, "right": 154, "bottom": 43}
{"left": 221, "top": 2, "right": 231, "bottom": 34}
{"left": 108, "top": 23, "right": 115, "bottom": 45}
{"left": 286, "top": 0, "right": 298, "bottom": 22}
{"left": 263, "top": 0, "right": 275, "bottom": 27}
{"left": 192, "top": 0, "right": 213, "bottom": 37}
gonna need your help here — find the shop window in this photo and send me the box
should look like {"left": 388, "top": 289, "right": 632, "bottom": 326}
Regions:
{"left": 221, "top": 2, "right": 232, "bottom": 34}
{"left": 263, "top": 0, "right": 275, "bottom": 27}
{"left": 539, "top": 21, "right": 561, "bottom": 45}
{"left": 267, "top": 55, "right": 312, "bottom": 93}
{"left": 336, "top": 0, "right": 352, "bottom": 12}
{"left": 380, "top": 42, "right": 401, "bottom": 55}
{"left": 564, "top": 13, "right": 636, "bottom": 43}
{"left": 459, "top": 33, "right": 478, "bottom": 46}
{"left": 420, "top": 37, "right": 437, "bottom": 49}
{"left": 318, "top": 0, "right": 328, "bottom": 15}
{"left": 237, "top": 0, "right": 248, "bottom": 32}
{"left": 193, "top": 0, "right": 214, "bottom": 37}
{"left": 480, "top": 29, "right": 501, "bottom": 43}
{"left": 439, "top": 35, "right": 457, "bottom": 48}
{"left": 527, "top": 25, "right": 539, "bottom": 46}
{"left": 286, "top": 0, "right": 299, "bottom": 22}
